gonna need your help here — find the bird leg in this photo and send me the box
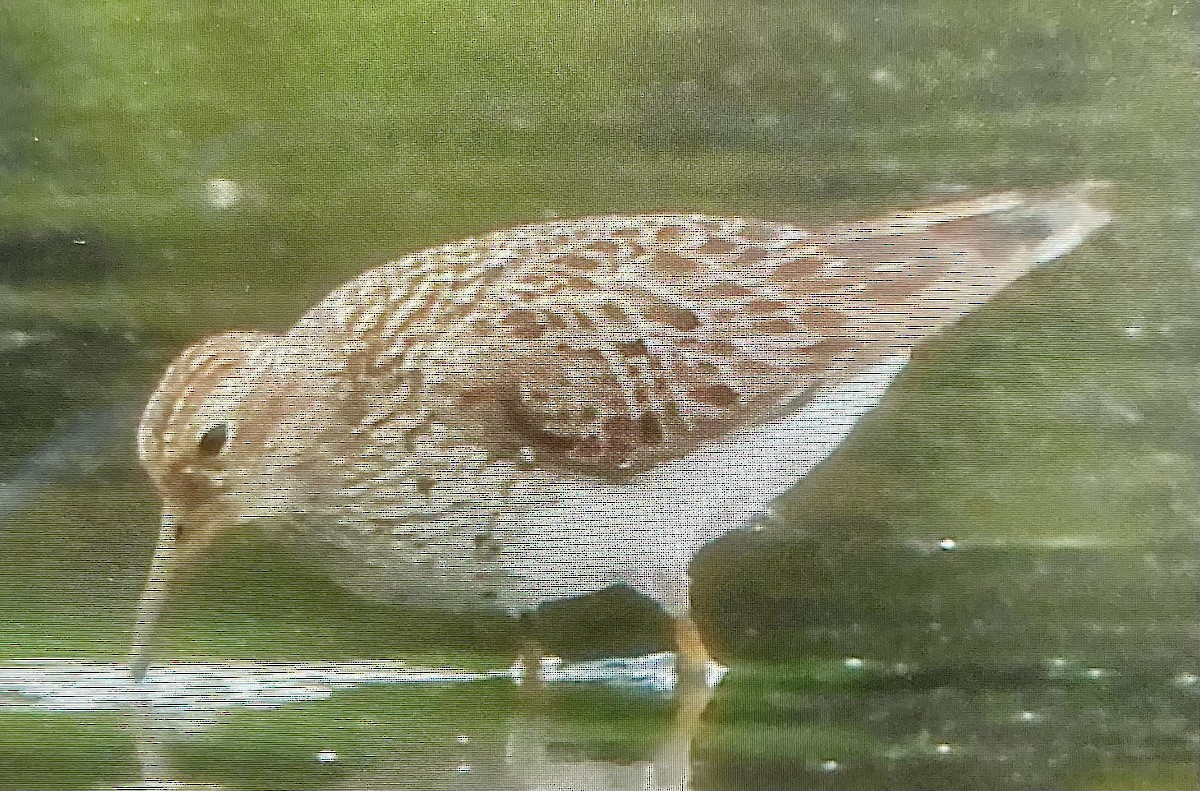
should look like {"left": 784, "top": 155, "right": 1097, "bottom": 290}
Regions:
{"left": 653, "top": 613, "right": 715, "bottom": 788}
{"left": 515, "top": 614, "right": 545, "bottom": 687}
{"left": 673, "top": 612, "right": 716, "bottom": 732}
{"left": 673, "top": 612, "right": 711, "bottom": 690}
{"left": 518, "top": 636, "right": 545, "bottom": 687}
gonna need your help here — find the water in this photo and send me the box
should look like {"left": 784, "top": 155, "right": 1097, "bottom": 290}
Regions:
{"left": 0, "top": 654, "right": 722, "bottom": 723}
{"left": 0, "top": 656, "right": 1194, "bottom": 789}
{"left": 1, "top": 0, "right": 1197, "bottom": 788}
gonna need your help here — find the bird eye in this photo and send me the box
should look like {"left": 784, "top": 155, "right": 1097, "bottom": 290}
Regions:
{"left": 198, "top": 423, "right": 229, "bottom": 456}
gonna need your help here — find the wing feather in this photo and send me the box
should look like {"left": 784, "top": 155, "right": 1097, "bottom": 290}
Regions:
{"left": 305, "top": 183, "right": 1109, "bottom": 479}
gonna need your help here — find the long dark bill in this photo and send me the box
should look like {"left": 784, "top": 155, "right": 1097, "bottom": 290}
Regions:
{"left": 129, "top": 510, "right": 179, "bottom": 681}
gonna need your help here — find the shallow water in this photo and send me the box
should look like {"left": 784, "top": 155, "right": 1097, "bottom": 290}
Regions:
{"left": 0, "top": 656, "right": 1196, "bottom": 789}
{"left": 1, "top": 0, "right": 1197, "bottom": 788}
{"left": 0, "top": 654, "right": 724, "bottom": 723}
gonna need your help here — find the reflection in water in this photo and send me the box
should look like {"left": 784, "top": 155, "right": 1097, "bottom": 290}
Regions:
{"left": 334, "top": 682, "right": 713, "bottom": 791}
{"left": 3, "top": 654, "right": 1196, "bottom": 790}
{"left": 0, "top": 660, "right": 515, "bottom": 728}
{"left": 0, "top": 654, "right": 718, "bottom": 722}
{"left": 1, "top": 655, "right": 717, "bottom": 790}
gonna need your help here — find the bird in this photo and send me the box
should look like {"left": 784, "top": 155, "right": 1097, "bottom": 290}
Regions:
{"left": 129, "top": 182, "right": 1111, "bottom": 689}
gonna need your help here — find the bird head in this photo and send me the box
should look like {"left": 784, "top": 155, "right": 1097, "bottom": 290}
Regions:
{"left": 130, "top": 330, "right": 282, "bottom": 679}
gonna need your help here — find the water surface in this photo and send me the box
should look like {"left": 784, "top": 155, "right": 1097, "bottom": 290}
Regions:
{"left": 1, "top": 0, "right": 1196, "bottom": 788}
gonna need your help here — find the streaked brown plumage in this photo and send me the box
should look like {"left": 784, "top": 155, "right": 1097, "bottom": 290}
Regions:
{"left": 130, "top": 183, "right": 1111, "bottom": 686}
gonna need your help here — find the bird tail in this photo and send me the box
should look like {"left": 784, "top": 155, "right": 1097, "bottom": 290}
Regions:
{"left": 774, "top": 180, "right": 1114, "bottom": 387}
{"left": 804, "top": 181, "right": 1112, "bottom": 349}
{"left": 957, "top": 180, "right": 1113, "bottom": 266}
{"left": 817, "top": 180, "right": 1113, "bottom": 266}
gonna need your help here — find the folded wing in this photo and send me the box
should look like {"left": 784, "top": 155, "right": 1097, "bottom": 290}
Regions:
{"left": 309, "top": 183, "right": 1109, "bottom": 479}
{"left": 469, "top": 183, "right": 1110, "bottom": 477}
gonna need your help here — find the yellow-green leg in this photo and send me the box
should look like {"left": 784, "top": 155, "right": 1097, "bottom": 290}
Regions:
{"left": 673, "top": 613, "right": 712, "bottom": 688}
{"left": 650, "top": 612, "right": 715, "bottom": 789}
{"left": 518, "top": 636, "right": 545, "bottom": 687}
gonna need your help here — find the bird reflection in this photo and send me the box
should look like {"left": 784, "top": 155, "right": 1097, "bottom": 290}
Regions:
{"left": 498, "top": 680, "right": 713, "bottom": 791}
{"left": 121, "top": 664, "right": 715, "bottom": 791}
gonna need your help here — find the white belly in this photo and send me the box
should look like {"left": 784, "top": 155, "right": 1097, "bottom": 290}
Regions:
{"left": 493, "top": 355, "right": 910, "bottom": 613}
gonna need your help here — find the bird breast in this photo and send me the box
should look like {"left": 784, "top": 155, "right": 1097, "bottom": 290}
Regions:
{"left": 282, "top": 355, "right": 908, "bottom": 615}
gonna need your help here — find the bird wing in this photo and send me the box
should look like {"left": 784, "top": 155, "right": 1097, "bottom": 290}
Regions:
{"left": 454, "top": 183, "right": 1110, "bottom": 477}
{"left": 307, "top": 183, "right": 1109, "bottom": 479}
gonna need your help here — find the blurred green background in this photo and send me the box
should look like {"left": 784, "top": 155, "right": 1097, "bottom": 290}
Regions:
{"left": 1, "top": 0, "right": 1196, "bottom": 788}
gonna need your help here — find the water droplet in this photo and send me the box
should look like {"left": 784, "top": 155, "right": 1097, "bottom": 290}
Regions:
{"left": 316, "top": 750, "right": 338, "bottom": 763}
{"left": 820, "top": 760, "right": 840, "bottom": 773}
{"left": 938, "top": 537, "right": 958, "bottom": 551}
{"left": 843, "top": 657, "right": 864, "bottom": 670}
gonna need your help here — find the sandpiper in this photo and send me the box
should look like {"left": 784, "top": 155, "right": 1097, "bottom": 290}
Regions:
{"left": 130, "top": 182, "right": 1110, "bottom": 685}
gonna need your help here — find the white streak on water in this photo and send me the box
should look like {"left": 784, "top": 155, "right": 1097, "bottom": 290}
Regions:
{"left": 0, "top": 654, "right": 726, "bottom": 729}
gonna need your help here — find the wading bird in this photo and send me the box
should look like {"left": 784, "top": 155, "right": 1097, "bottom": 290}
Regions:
{"left": 130, "top": 183, "right": 1110, "bottom": 694}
